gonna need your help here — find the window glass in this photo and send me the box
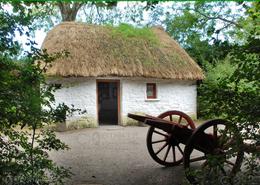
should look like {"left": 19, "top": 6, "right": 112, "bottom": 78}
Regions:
{"left": 146, "top": 83, "right": 156, "bottom": 99}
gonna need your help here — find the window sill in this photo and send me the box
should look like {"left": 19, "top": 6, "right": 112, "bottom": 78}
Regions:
{"left": 145, "top": 98, "right": 160, "bottom": 102}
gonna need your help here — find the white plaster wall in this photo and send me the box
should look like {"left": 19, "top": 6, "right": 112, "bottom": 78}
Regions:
{"left": 48, "top": 77, "right": 197, "bottom": 127}
{"left": 48, "top": 77, "right": 97, "bottom": 124}
{"left": 121, "top": 79, "right": 197, "bottom": 123}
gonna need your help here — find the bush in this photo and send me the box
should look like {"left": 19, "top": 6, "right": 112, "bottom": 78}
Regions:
{"left": 0, "top": 50, "right": 75, "bottom": 185}
{"left": 197, "top": 52, "right": 260, "bottom": 184}
{"left": 198, "top": 55, "right": 237, "bottom": 119}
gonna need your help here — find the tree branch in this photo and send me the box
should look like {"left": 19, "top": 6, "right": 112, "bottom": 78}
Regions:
{"left": 56, "top": 2, "right": 84, "bottom": 21}
{"left": 73, "top": 2, "right": 84, "bottom": 12}
{"left": 243, "top": 143, "right": 260, "bottom": 153}
{"left": 195, "top": 9, "right": 241, "bottom": 28}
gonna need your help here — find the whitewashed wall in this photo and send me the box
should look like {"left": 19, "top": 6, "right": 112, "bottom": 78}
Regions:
{"left": 121, "top": 79, "right": 197, "bottom": 125}
{"left": 47, "top": 77, "right": 197, "bottom": 128}
{"left": 48, "top": 77, "right": 98, "bottom": 128}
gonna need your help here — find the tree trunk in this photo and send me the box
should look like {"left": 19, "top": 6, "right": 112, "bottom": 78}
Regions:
{"left": 57, "top": 2, "right": 84, "bottom": 22}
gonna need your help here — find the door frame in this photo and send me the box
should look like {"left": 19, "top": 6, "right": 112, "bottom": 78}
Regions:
{"left": 96, "top": 79, "right": 121, "bottom": 125}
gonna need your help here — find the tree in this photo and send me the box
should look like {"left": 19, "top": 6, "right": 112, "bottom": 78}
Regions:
{"left": 56, "top": 1, "right": 117, "bottom": 22}
{"left": 0, "top": 2, "right": 80, "bottom": 184}
{"left": 57, "top": 1, "right": 84, "bottom": 21}
{"left": 165, "top": 2, "right": 244, "bottom": 66}
{"left": 35, "top": 1, "right": 159, "bottom": 27}
{"left": 197, "top": 2, "right": 260, "bottom": 184}
{"left": 164, "top": 1, "right": 259, "bottom": 184}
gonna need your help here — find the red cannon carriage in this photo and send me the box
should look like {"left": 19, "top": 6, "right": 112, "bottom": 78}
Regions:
{"left": 128, "top": 110, "right": 244, "bottom": 184}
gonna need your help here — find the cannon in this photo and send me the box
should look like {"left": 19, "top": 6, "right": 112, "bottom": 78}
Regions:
{"left": 128, "top": 111, "right": 244, "bottom": 184}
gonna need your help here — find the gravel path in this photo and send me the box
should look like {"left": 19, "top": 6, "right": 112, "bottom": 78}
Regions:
{"left": 49, "top": 126, "right": 187, "bottom": 185}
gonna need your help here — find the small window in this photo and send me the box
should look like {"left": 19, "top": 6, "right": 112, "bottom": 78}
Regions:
{"left": 146, "top": 83, "right": 157, "bottom": 99}
{"left": 49, "top": 83, "right": 62, "bottom": 89}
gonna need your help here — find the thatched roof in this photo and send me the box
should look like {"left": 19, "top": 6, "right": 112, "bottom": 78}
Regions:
{"left": 42, "top": 22, "right": 204, "bottom": 80}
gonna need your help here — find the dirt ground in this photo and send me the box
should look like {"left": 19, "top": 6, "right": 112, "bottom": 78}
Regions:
{"left": 49, "top": 126, "right": 189, "bottom": 185}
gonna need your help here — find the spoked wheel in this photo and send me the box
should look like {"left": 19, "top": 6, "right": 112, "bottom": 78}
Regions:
{"left": 184, "top": 119, "right": 244, "bottom": 184}
{"left": 147, "top": 110, "right": 196, "bottom": 167}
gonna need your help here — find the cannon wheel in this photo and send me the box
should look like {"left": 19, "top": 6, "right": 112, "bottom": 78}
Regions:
{"left": 184, "top": 119, "right": 244, "bottom": 184}
{"left": 147, "top": 110, "right": 196, "bottom": 167}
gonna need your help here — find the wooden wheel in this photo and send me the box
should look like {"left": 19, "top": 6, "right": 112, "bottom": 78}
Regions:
{"left": 184, "top": 119, "right": 244, "bottom": 184}
{"left": 146, "top": 110, "right": 196, "bottom": 167}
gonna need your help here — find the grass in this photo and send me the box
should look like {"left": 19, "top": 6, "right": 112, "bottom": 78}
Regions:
{"left": 107, "top": 23, "right": 159, "bottom": 45}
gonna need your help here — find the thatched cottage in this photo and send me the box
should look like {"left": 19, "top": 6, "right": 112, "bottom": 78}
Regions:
{"left": 42, "top": 22, "right": 204, "bottom": 129}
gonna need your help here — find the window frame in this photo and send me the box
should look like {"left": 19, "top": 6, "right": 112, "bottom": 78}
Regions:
{"left": 146, "top": 83, "right": 157, "bottom": 99}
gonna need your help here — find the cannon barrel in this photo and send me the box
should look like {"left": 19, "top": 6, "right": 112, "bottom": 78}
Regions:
{"left": 128, "top": 113, "right": 181, "bottom": 129}
{"left": 127, "top": 113, "right": 166, "bottom": 122}
{"left": 145, "top": 119, "right": 174, "bottom": 133}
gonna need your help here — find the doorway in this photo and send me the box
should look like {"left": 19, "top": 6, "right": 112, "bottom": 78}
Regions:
{"left": 97, "top": 80, "right": 120, "bottom": 125}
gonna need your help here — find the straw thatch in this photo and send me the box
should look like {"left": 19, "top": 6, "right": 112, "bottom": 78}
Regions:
{"left": 42, "top": 22, "right": 204, "bottom": 80}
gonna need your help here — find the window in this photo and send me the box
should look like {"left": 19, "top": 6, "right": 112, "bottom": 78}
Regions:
{"left": 146, "top": 83, "right": 157, "bottom": 99}
{"left": 50, "top": 83, "right": 62, "bottom": 89}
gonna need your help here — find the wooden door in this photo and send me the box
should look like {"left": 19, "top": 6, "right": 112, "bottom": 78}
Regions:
{"left": 97, "top": 81, "right": 119, "bottom": 125}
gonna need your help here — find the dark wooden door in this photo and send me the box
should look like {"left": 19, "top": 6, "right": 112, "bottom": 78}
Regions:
{"left": 97, "top": 81, "right": 118, "bottom": 125}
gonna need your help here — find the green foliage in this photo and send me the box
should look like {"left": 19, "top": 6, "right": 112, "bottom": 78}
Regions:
{"left": 0, "top": 128, "right": 71, "bottom": 185}
{"left": 108, "top": 23, "right": 159, "bottom": 45}
{"left": 198, "top": 57, "right": 237, "bottom": 117}
{"left": 0, "top": 55, "right": 74, "bottom": 185}
{"left": 165, "top": 2, "right": 242, "bottom": 66}
{"left": 0, "top": 2, "right": 79, "bottom": 185}
{"left": 183, "top": 3, "right": 260, "bottom": 185}
{"left": 199, "top": 53, "right": 260, "bottom": 134}
{"left": 0, "top": 53, "right": 73, "bottom": 185}
{"left": 198, "top": 52, "right": 260, "bottom": 184}
{"left": 198, "top": 3, "right": 260, "bottom": 138}
{"left": 235, "top": 2, "right": 260, "bottom": 45}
